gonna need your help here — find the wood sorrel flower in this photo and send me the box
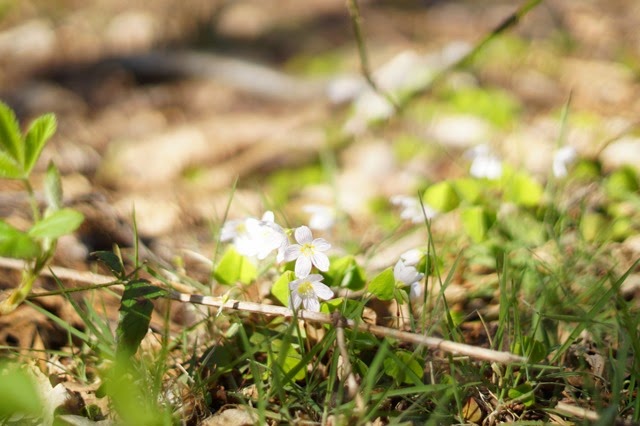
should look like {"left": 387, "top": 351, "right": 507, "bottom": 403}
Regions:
{"left": 284, "top": 225, "right": 331, "bottom": 278}
{"left": 466, "top": 144, "right": 502, "bottom": 180}
{"left": 552, "top": 146, "right": 577, "bottom": 178}
{"left": 390, "top": 195, "right": 437, "bottom": 223}
{"left": 289, "top": 274, "right": 334, "bottom": 312}
{"left": 394, "top": 259, "right": 425, "bottom": 301}
{"left": 221, "top": 211, "right": 286, "bottom": 260}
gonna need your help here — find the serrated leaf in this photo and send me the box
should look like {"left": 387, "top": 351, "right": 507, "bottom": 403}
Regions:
{"left": 92, "top": 250, "right": 126, "bottom": 279}
{"left": 213, "top": 246, "right": 257, "bottom": 285}
{"left": 271, "top": 270, "right": 295, "bottom": 307}
{"left": 423, "top": 181, "right": 460, "bottom": 212}
{"left": 28, "top": 208, "right": 84, "bottom": 239}
{"left": 23, "top": 113, "right": 56, "bottom": 174}
{"left": 116, "top": 279, "right": 168, "bottom": 358}
{"left": 368, "top": 267, "right": 395, "bottom": 301}
{"left": 44, "top": 162, "right": 63, "bottom": 211}
{"left": 0, "top": 150, "right": 24, "bottom": 179}
{"left": 0, "top": 221, "right": 40, "bottom": 259}
{"left": 0, "top": 101, "right": 23, "bottom": 165}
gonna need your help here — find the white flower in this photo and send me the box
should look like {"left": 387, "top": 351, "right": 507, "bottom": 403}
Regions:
{"left": 303, "top": 204, "right": 336, "bottom": 231}
{"left": 284, "top": 225, "right": 331, "bottom": 278}
{"left": 394, "top": 259, "right": 425, "bottom": 301}
{"left": 552, "top": 146, "right": 577, "bottom": 178}
{"left": 466, "top": 144, "right": 502, "bottom": 179}
{"left": 400, "top": 249, "right": 424, "bottom": 266}
{"left": 390, "top": 195, "right": 437, "bottom": 223}
{"left": 289, "top": 274, "right": 334, "bottom": 312}
{"left": 221, "top": 211, "right": 287, "bottom": 260}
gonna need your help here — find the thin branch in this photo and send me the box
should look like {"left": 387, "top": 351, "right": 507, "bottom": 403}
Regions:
{"left": 346, "top": 0, "right": 399, "bottom": 110}
{"left": 169, "top": 291, "right": 526, "bottom": 365}
{"left": 398, "top": 0, "right": 544, "bottom": 112}
{"left": 0, "top": 256, "right": 525, "bottom": 364}
{"left": 335, "top": 319, "right": 364, "bottom": 411}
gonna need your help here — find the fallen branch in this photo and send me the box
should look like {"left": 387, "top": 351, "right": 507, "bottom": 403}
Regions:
{"left": 0, "top": 256, "right": 525, "bottom": 364}
{"left": 169, "top": 291, "right": 526, "bottom": 365}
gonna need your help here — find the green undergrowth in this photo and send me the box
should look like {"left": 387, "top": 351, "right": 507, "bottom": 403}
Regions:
{"left": 0, "top": 142, "right": 638, "bottom": 424}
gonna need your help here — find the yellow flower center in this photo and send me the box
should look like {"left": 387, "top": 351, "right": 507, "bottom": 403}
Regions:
{"left": 300, "top": 243, "right": 314, "bottom": 256}
{"left": 297, "top": 281, "right": 314, "bottom": 297}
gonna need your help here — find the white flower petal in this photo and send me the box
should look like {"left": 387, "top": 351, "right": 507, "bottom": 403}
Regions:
{"left": 400, "top": 249, "right": 423, "bottom": 266}
{"left": 291, "top": 293, "right": 302, "bottom": 309}
{"left": 312, "top": 238, "right": 331, "bottom": 251}
{"left": 410, "top": 281, "right": 423, "bottom": 301}
{"left": 311, "top": 252, "right": 330, "bottom": 272}
{"left": 261, "top": 210, "right": 275, "bottom": 222}
{"left": 312, "top": 282, "right": 334, "bottom": 300}
{"left": 295, "top": 256, "right": 312, "bottom": 278}
{"left": 294, "top": 225, "right": 313, "bottom": 244}
{"left": 304, "top": 298, "right": 320, "bottom": 312}
{"left": 284, "top": 244, "right": 301, "bottom": 262}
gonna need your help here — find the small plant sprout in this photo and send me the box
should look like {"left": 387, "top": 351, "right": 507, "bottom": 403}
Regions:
{"left": 302, "top": 204, "right": 336, "bottom": 231}
{"left": 466, "top": 144, "right": 503, "bottom": 179}
{"left": 390, "top": 195, "right": 437, "bottom": 223}
{"left": 552, "top": 145, "right": 577, "bottom": 178}
{"left": 394, "top": 259, "right": 425, "bottom": 301}
{"left": 0, "top": 102, "right": 83, "bottom": 315}
{"left": 289, "top": 273, "right": 334, "bottom": 312}
{"left": 284, "top": 225, "right": 331, "bottom": 278}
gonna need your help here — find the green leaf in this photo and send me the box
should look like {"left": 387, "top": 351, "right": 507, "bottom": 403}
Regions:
{"left": 23, "top": 113, "right": 56, "bottom": 174}
{"left": 271, "top": 270, "right": 295, "bottom": 307}
{"left": 0, "top": 150, "right": 24, "bottom": 179}
{"left": 423, "top": 181, "right": 460, "bottom": 212}
{"left": 383, "top": 350, "right": 423, "bottom": 385}
{"left": 461, "top": 206, "right": 495, "bottom": 243}
{"left": 0, "top": 364, "right": 43, "bottom": 418}
{"left": 28, "top": 208, "right": 84, "bottom": 239}
{"left": 213, "top": 246, "right": 258, "bottom": 285}
{"left": 507, "top": 382, "right": 535, "bottom": 407}
{"left": 44, "top": 162, "right": 63, "bottom": 211}
{"left": 503, "top": 172, "right": 543, "bottom": 207}
{"left": 580, "top": 212, "right": 607, "bottom": 242}
{"left": 511, "top": 336, "right": 547, "bottom": 364}
{"left": 368, "top": 267, "right": 395, "bottom": 301}
{"left": 116, "top": 279, "right": 169, "bottom": 359}
{"left": 269, "top": 340, "right": 305, "bottom": 381}
{"left": 452, "top": 178, "right": 482, "bottom": 204}
{"left": 0, "top": 221, "right": 40, "bottom": 259}
{"left": 605, "top": 166, "right": 639, "bottom": 200}
{"left": 0, "top": 101, "right": 24, "bottom": 165}
{"left": 322, "top": 255, "right": 366, "bottom": 290}
{"left": 92, "top": 250, "right": 126, "bottom": 279}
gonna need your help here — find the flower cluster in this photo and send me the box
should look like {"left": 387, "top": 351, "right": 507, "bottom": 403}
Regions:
{"left": 220, "top": 211, "right": 287, "bottom": 261}
{"left": 221, "top": 213, "right": 334, "bottom": 312}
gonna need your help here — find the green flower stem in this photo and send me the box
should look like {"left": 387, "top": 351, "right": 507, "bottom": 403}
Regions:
{"left": 0, "top": 243, "right": 54, "bottom": 315}
{"left": 0, "top": 269, "right": 38, "bottom": 315}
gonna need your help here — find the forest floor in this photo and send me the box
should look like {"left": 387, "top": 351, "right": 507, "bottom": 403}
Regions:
{"left": 1, "top": 0, "right": 640, "bottom": 425}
